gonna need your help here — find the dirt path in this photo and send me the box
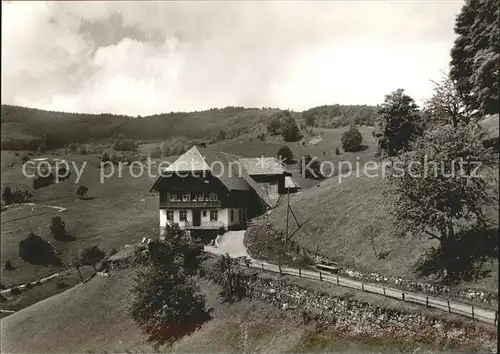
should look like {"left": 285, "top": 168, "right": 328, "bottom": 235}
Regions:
{"left": 204, "top": 230, "right": 498, "bottom": 326}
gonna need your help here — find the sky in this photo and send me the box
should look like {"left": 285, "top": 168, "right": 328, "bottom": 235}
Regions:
{"left": 1, "top": 1, "right": 464, "bottom": 116}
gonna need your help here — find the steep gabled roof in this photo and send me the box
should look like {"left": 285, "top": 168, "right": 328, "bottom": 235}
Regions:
{"left": 150, "top": 146, "right": 275, "bottom": 208}
{"left": 163, "top": 146, "right": 211, "bottom": 173}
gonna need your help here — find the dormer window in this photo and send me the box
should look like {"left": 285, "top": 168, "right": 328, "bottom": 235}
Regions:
{"left": 182, "top": 193, "right": 190, "bottom": 202}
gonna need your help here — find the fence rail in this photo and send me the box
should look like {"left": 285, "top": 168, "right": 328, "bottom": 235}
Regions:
{"left": 244, "top": 259, "right": 498, "bottom": 326}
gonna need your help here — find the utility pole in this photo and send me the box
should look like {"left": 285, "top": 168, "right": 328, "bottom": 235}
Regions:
{"left": 285, "top": 187, "right": 290, "bottom": 244}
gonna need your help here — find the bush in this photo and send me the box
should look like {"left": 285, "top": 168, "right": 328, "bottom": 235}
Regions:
{"left": 113, "top": 138, "right": 137, "bottom": 151}
{"left": 4, "top": 260, "right": 15, "bottom": 271}
{"left": 267, "top": 118, "right": 281, "bottom": 136}
{"left": 68, "top": 143, "right": 78, "bottom": 153}
{"left": 79, "top": 245, "right": 106, "bottom": 271}
{"left": 341, "top": 126, "right": 363, "bottom": 152}
{"left": 335, "top": 146, "right": 341, "bottom": 155}
{"left": 76, "top": 185, "right": 89, "bottom": 199}
{"left": 299, "top": 155, "right": 324, "bottom": 179}
{"left": 277, "top": 146, "right": 294, "bottom": 164}
{"left": 77, "top": 146, "right": 88, "bottom": 155}
{"left": 208, "top": 254, "right": 254, "bottom": 302}
{"left": 19, "top": 233, "right": 62, "bottom": 266}
{"left": 50, "top": 216, "right": 68, "bottom": 240}
{"left": 151, "top": 146, "right": 162, "bottom": 159}
{"left": 216, "top": 130, "right": 226, "bottom": 141}
{"left": 101, "top": 152, "right": 110, "bottom": 162}
{"left": 1, "top": 186, "right": 13, "bottom": 205}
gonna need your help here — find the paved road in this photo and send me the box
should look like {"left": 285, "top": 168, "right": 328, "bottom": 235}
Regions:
{"left": 205, "top": 231, "right": 497, "bottom": 325}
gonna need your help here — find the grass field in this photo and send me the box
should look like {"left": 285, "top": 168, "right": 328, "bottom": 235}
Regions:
{"left": 1, "top": 266, "right": 490, "bottom": 353}
{"left": 265, "top": 168, "right": 499, "bottom": 293}
{"left": 1, "top": 150, "right": 159, "bottom": 286}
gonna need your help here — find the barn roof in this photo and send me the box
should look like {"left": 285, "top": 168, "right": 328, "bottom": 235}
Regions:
{"left": 238, "top": 157, "right": 287, "bottom": 175}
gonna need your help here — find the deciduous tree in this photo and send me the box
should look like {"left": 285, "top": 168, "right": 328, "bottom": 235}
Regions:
{"left": 450, "top": 0, "right": 499, "bottom": 117}
{"left": 386, "top": 123, "right": 497, "bottom": 280}
{"left": 376, "top": 89, "right": 423, "bottom": 157}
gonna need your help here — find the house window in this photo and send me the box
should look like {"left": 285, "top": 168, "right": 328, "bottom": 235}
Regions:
{"left": 180, "top": 210, "right": 187, "bottom": 221}
{"left": 209, "top": 192, "right": 218, "bottom": 201}
{"left": 202, "top": 210, "right": 207, "bottom": 217}
{"left": 168, "top": 192, "right": 178, "bottom": 201}
{"left": 210, "top": 210, "right": 218, "bottom": 221}
{"left": 230, "top": 210, "right": 234, "bottom": 222}
{"left": 182, "top": 193, "right": 190, "bottom": 202}
{"left": 197, "top": 192, "right": 204, "bottom": 201}
{"left": 166, "top": 210, "right": 174, "bottom": 222}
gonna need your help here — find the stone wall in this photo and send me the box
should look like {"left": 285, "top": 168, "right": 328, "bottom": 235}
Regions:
{"left": 248, "top": 277, "right": 497, "bottom": 352}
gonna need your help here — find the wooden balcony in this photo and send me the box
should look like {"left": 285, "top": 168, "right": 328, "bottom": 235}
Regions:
{"left": 160, "top": 200, "right": 222, "bottom": 208}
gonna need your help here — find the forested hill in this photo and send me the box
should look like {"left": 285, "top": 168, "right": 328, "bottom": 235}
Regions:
{"left": 1, "top": 104, "right": 378, "bottom": 150}
{"left": 0, "top": 105, "right": 281, "bottom": 150}
{"left": 301, "top": 104, "right": 378, "bottom": 128}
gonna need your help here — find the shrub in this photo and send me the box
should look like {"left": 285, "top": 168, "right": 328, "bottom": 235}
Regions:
{"left": 1, "top": 186, "right": 13, "bottom": 205}
{"left": 79, "top": 245, "right": 106, "bottom": 271}
{"left": 50, "top": 216, "right": 68, "bottom": 240}
{"left": 267, "top": 118, "right": 281, "bottom": 136}
{"left": 299, "top": 155, "right": 324, "bottom": 179}
{"left": 19, "top": 233, "right": 62, "bottom": 266}
{"left": 10, "top": 287, "right": 22, "bottom": 296}
{"left": 68, "top": 143, "right": 78, "bottom": 153}
{"left": 4, "top": 260, "right": 15, "bottom": 271}
{"left": 151, "top": 146, "right": 162, "bottom": 159}
{"left": 341, "top": 126, "right": 363, "bottom": 152}
{"left": 77, "top": 146, "right": 88, "bottom": 155}
{"left": 101, "top": 152, "right": 110, "bottom": 162}
{"left": 277, "top": 146, "right": 294, "bottom": 164}
{"left": 76, "top": 185, "right": 89, "bottom": 199}
{"left": 113, "top": 138, "right": 137, "bottom": 151}
{"left": 208, "top": 254, "right": 254, "bottom": 302}
{"left": 216, "top": 130, "right": 226, "bottom": 141}
{"left": 335, "top": 146, "right": 341, "bottom": 155}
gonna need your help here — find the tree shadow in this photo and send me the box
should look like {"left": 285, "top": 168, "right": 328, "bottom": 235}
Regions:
{"left": 145, "top": 308, "right": 213, "bottom": 345}
{"left": 81, "top": 197, "right": 95, "bottom": 201}
{"left": 415, "top": 227, "right": 498, "bottom": 284}
{"left": 345, "top": 145, "right": 369, "bottom": 152}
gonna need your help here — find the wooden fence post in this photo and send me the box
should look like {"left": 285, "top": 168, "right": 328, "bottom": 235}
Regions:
{"left": 471, "top": 305, "right": 474, "bottom": 321}
{"left": 299, "top": 267, "right": 302, "bottom": 277}
{"left": 361, "top": 282, "right": 364, "bottom": 292}
{"left": 402, "top": 292, "right": 405, "bottom": 301}
{"left": 426, "top": 296, "right": 429, "bottom": 308}
{"left": 262, "top": 262, "right": 264, "bottom": 270}
{"left": 336, "top": 276, "right": 339, "bottom": 286}
{"left": 278, "top": 264, "right": 282, "bottom": 275}
{"left": 319, "top": 271, "right": 323, "bottom": 281}
{"left": 447, "top": 299, "right": 451, "bottom": 313}
{"left": 383, "top": 287, "right": 386, "bottom": 296}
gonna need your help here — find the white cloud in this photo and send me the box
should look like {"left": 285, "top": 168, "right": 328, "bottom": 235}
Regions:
{"left": 1, "top": 1, "right": 464, "bottom": 116}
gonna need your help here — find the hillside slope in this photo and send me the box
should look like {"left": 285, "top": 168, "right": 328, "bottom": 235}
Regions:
{"left": 266, "top": 170, "right": 499, "bottom": 292}
{"left": 0, "top": 105, "right": 282, "bottom": 150}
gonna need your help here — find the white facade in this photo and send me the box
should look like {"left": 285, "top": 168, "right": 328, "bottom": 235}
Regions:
{"left": 159, "top": 207, "right": 244, "bottom": 235}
